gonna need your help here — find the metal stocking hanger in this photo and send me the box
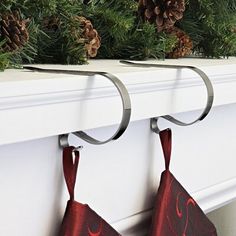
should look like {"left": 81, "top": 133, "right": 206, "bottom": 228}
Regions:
{"left": 23, "top": 66, "right": 132, "bottom": 147}
{"left": 24, "top": 59, "right": 213, "bottom": 147}
{"left": 120, "top": 60, "right": 214, "bottom": 132}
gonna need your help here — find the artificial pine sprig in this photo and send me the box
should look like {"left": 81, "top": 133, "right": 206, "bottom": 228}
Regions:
{"left": 0, "top": 53, "right": 9, "bottom": 71}
{"left": 179, "top": 0, "right": 236, "bottom": 57}
{"left": 0, "top": 40, "right": 22, "bottom": 70}
{"left": 0, "top": 41, "right": 10, "bottom": 71}
{"left": 112, "top": 23, "right": 177, "bottom": 60}
{"left": 12, "top": 18, "right": 40, "bottom": 64}
{"left": 83, "top": 0, "right": 136, "bottom": 59}
{"left": 60, "top": 13, "right": 87, "bottom": 64}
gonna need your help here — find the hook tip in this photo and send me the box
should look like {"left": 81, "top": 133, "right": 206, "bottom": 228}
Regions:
{"left": 150, "top": 117, "right": 161, "bottom": 134}
{"left": 59, "top": 134, "right": 70, "bottom": 148}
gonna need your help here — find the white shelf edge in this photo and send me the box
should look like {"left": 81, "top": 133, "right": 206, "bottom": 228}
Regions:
{"left": 0, "top": 59, "right": 236, "bottom": 145}
{"left": 0, "top": 71, "right": 236, "bottom": 111}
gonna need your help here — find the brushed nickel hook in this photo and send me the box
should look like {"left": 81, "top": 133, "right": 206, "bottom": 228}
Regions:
{"left": 120, "top": 60, "right": 214, "bottom": 133}
{"left": 24, "top": 66, "right": 131, "bottom": 146}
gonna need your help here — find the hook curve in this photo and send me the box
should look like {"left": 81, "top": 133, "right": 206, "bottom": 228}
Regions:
{"left": 24, "top": 66, "right": 131, "bottom": 146}
{"left": 120, "top": 60, "right": 214, "bottom": 133}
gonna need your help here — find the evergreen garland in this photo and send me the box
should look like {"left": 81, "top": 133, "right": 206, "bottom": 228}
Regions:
{"left": 1, "top": 0, "right": 236, "bottom": 71}
{"left": 83, "top": 1, "right": 176, "bottom": 60}
{"left": 178, "top": 0, "right": 236, "bottom": 57}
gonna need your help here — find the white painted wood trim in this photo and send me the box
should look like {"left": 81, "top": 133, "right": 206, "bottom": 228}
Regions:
{"left": 1, "top": 59, "right": 236, "bottom": 145}
{"left": 195, "top": 177, "right": 236, "bottom": 213}
{"left": 112, "top": 177, "right": 236, "bottom": 234}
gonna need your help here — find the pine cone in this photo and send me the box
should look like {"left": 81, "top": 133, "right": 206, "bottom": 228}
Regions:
{"left": 42, "top": 16, "right": 61, "bottom": 32}
{"left": 166, "top": 27, "right": 193, "bottom": 58}
{"left": 138, "top": 0, "right": 156, "bottom": 22}
{"left": 77, "top": 16, "right": 101, "bottom": 58}
{"left": 138, "top": 0, "right": 185, "bottom": 32}
{"left": 0, "top": 11, "right": 29, "bottom": 52}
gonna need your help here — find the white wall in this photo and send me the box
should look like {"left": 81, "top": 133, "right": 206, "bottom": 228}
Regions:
{"left": 207, "top": 200, "right": 236, "bottom": 236}
{"left": 0, "top": 104, "right": 236, "bottom": 235}
{"left": 0, "top": 137, "right": 63, "bottom": 236}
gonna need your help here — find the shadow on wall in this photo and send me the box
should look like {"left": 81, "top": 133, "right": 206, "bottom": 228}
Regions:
{"left": 207, "top": 200, "right": 236, "bottom": 236}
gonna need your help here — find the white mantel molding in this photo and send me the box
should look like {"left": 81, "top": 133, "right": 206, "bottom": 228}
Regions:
{"left": 1, "top": 58, "right": 236, "bottom": 145}
{"left": 112, "top": 177, "right": 236, "bottom": 235}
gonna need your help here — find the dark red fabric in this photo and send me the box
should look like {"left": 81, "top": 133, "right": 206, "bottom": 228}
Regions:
{"left": 60, "top": 147, "right": 121, "bottom": 236}
{"left": 149, "top": 129, "right": 217, "bottom": 236}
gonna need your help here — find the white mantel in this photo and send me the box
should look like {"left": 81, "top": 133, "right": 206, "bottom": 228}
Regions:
{"left": 0, "top": 58, "right": 236, "bottom": 235}
{"left": 1, "top": 58, "right": 236, "bottom": 145}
